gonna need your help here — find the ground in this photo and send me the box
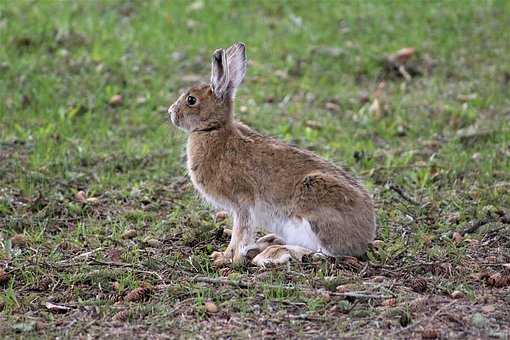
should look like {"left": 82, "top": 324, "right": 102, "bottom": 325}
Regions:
{"left": 1, "top": 0, "right": 510, "bottom": 338}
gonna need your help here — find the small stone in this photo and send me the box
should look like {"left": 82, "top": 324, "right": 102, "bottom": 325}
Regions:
{"left": 122, "top": 229, "right": 138, "bottom": 239}
{"left": 452, "top": 232, "right": 463, "bottom": 244}
{"left": 471, "top": 312, "right": 487, "bottom": 329}
{"left": 74, "top": 190, "right": 87, "bottom": 203}
{"left": 321, "top": 291, "right": 331, "bottom": 302}
{"left": 10, "top": 234, "right": 27, "bottom": 247}
{"left": 336, "top": 285, "right": 350, "bottom": 293}
{"left": 109, "top": 94, "right": 123, "bottom": 106}
{"left": 372, "top": 240, "right": 384, "bottom": 249}
{"left": 372, "top": 275, "right": 385, "bottom": 283}
{"left": 305, "top": 120, "right": 323, "bottom": 129}
{"left": 35, "top": 321, "right": 47, "bottom": 331}
{"left": 451, "top": 290, "right": 464, "bottom": 299}
{"left": 325, "top": 102, "right": 340, "bottom": 112}
{"left": 471, "top": 152, "right": 481, "bottom": 161}
{"left": 481, "top": 305, "right": 495, "bottom": 313}
{"left": 205, "top": 301, "right": 218, "bottom": 314}
{"left": 144, "top": 238, "right": 162, "bottom": 248}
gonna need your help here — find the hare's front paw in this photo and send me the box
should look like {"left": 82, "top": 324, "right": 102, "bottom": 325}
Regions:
{"left": 210, "top": 251, "right": 232, "bottom": 267}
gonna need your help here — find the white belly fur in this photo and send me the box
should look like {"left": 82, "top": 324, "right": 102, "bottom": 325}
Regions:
{"left": 249, "top": 202, "right": 331, "bottom": 255}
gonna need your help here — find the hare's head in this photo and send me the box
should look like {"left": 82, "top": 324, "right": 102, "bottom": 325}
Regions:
{"left": 168, "top": 42, "right": 247, "bottom": 132}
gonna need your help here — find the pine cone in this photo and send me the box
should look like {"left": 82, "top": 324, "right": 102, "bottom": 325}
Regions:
{"left": 125, "top": 287, "right": 148, "bottom": 302}
{"left": 0, "top": 269, "right": 8, "bottom": 284}
{"left": 410, "top": 277, "right": 428, "bottom": 293}
{"left": 487, "top": 273, "right": 510, "bottom": 288}
{"left": 113, "top": 309, "right": 129, "bottom": 322}
{"left": 421, "top": 327, "right": 439, "bottom": 339}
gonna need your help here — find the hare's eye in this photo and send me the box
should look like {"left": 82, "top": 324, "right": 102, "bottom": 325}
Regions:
{"left": 186, "top": 96, "right": 197, "bottom": 106}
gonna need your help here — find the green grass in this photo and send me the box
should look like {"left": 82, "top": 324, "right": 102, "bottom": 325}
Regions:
{"left": 1, "top": 0, "right": 510, "bottom": 338}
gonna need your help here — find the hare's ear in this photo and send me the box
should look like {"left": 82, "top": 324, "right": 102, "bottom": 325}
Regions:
{"left": 211, "top": 48, "right": 229, "bottom": 98}
{"left": 225, "top": 42, "right": 247, "bottom": 98}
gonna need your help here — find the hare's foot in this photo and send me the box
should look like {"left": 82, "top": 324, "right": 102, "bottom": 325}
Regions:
{"left": 251, "top": 245, "right": 313, "bottom": 267}
{"left": 243, "top": 234, "right": 285, "bottom": 260}
{"left": 210, "top": 251, "right": 232, "bottom": 267}
{"left": 212, "top": 245, "right": 252, "bottom": 267}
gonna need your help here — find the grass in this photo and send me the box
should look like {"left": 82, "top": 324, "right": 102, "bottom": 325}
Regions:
{"left": 1, "top": 0, "right": 510, "bottom": 338}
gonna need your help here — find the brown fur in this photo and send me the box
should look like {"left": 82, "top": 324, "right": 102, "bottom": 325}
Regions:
{"left": 168, "top": 43, "right": 376, "bottom": 265}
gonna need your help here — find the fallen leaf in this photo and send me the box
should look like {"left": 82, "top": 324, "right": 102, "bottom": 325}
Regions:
{"left": 45, "top": 301, "right": 71, "bottom": 313}
{"left": 392, "top": 47, "right": 416, "bottom": 64}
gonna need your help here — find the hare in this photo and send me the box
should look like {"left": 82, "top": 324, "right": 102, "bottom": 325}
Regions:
{"left": 168, "top": 42, "right": 376, "bottom": 267}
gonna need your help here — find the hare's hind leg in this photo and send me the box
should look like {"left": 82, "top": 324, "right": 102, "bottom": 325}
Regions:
{"left": 251, "top": 245, "right": 313, "bottom": 267}
{"left": 294, "top": 172, "right": 376, "bottom": 257}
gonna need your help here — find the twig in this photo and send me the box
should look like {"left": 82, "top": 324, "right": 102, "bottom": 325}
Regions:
{"left": 462, "top": 212, "right": 510, "bottom": 236}
{"left": 181, "top": 276, "right": 391, "bottom": 300}
{"left": 88, "top": 259, "right": 164, "bottom": 281}
{"left": 89, "top": 259, "right": 136, "bottom": 268}
{"left": 387, "top": 183, "right": 420, "bottom": 206}
{"left": 56, "top": 247, "right": 103, "bottom": 264}
{"left": 389, "top": 300, "right": 456, "bottom": 337}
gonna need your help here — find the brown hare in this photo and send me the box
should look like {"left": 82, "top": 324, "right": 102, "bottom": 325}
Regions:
{"left": 168, "top": 42, "right": 376, "bottom": 267}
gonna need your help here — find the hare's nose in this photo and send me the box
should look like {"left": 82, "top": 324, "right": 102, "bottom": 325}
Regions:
{"left": 167, "top": 105, "right": 174, "bottom": 115}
